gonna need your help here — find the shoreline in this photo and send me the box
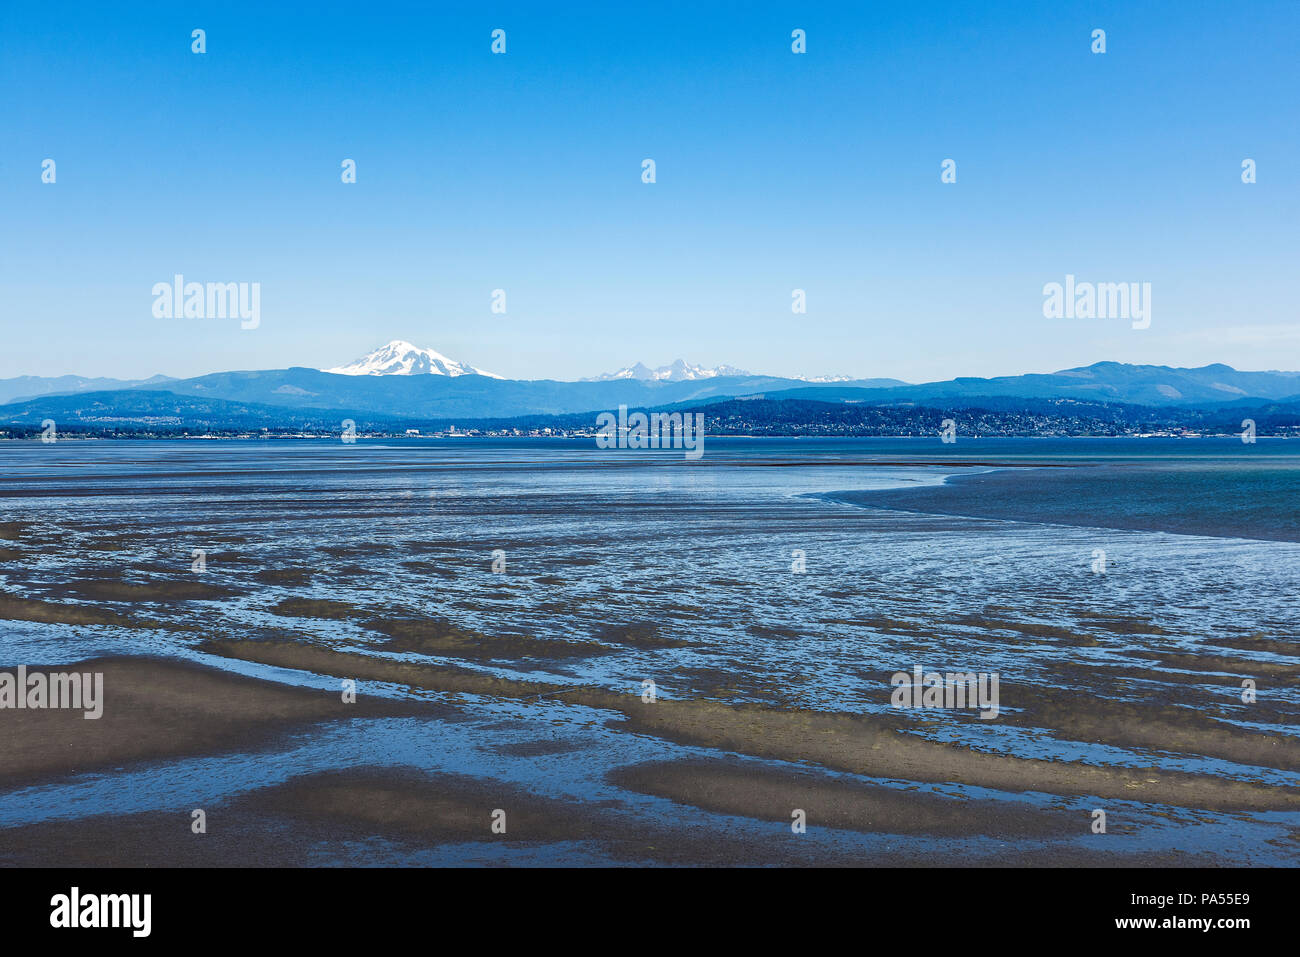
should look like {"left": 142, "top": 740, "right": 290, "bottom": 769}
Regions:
{"left": 1, "top": 434, "right": 1289, "bottom": 442}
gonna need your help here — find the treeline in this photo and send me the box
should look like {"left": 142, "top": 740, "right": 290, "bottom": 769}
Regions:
{"left": 3, "top": 395, "right": 1299, "bottom": 438}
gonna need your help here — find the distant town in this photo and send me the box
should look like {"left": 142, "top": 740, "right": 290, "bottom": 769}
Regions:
{"left": 4, "top": 396, "right": 1297, "bottom": 440}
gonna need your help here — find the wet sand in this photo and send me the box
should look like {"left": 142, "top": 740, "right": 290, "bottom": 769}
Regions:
{"left": 0, "top": 757, "right": 1221, "bottom": 868}
{"left": 3, "top": 441, "right": 1298, "bottom": 867}
{"left": 197, "top": 638, "right": 1300, "bottom": 812}
{"left": 1, "top": 648, "right": 1286, "bottom": 866}
{"left": 0, "top": 657, "right": 438, "bottom": 789}
{"left": 0, "top": 593, "right": 136, "bottom": 627}
{"left": 271, "top": 597, "right": 613, "bottom": 660}
{"left": 608, "top": 759, "right": 1077, "bottom": 837}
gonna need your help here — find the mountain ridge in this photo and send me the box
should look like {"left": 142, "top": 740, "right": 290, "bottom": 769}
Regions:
{"left": 4, "top": 387, "right": 1298, "bottom": 437}
{"left": 4, "top": 360, "right": 1300, "bottom": 423}
{"left": 0, "top": 374, "right": 175, "bottom": 405}
{"left": 582, "top": 359, "right": 754, "bottom": 382}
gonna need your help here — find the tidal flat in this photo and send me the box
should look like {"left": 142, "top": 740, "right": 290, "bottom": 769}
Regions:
{"left": 1, "top": 438, "right": 1296, "bottom": 866}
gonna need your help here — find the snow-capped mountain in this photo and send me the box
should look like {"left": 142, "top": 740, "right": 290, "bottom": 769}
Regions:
{"left": 324, "top": 340, "right": 502, "bottom": 378}
{"left": 583, "top": 359, "right": 752, "bottom": 382}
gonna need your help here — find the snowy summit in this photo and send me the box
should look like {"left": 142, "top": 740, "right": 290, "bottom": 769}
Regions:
{"left": 583, "top": 359, "right": 751, "bottom": 382}
{"left": 324, "top": 340, "right": 501, "bottom": 378}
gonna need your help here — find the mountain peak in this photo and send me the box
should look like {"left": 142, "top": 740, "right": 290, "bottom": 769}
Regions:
{"left": 583, "top": 359, "right": 752, "bottom": 382}
{"left": 325, "top": 340, "right": 501, "bottom": 378}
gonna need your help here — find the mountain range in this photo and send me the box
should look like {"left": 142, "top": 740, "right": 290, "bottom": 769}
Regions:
{"left": 583, "top": 359, "right": 754, "bottom": 382}
{"left": 0, "top": 374, "right": 176, "bottom": 405}
{"left": 2, "top": 340, "right": 1298, "bottom": 431}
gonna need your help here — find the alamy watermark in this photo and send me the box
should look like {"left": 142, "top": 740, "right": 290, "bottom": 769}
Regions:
{"left": 152, "top": 274, "right": 260, "bottom": 329}
{"left": 1, "top": 666, "right": 103, "bottom": 719}
{"left": 890, "top": 665, "right": 1000, "bottom": 719}
{"left": 1043, "top": 274, "right": 1150, "bottom": 329}
{"left": 50, "top": 888, "right": 150, "bottom": 937}
{"left": 595, "top": 405, "right": 704, "bottom": 459}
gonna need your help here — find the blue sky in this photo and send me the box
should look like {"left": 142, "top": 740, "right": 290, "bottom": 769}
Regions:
{"left": 3, "top": 0, "right": 1297, "bottom": 382}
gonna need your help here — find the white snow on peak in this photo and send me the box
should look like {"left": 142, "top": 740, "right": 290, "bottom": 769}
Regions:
{"left": 325, "top": 340, "right": 502, "bottom": 378}
{"left": 583, "top": 359, "right": 751, "bottom": 382}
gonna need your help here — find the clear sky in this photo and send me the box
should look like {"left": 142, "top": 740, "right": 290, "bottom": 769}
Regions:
{"left": 3, "top": 0, "right": 1297, "bottom": 382}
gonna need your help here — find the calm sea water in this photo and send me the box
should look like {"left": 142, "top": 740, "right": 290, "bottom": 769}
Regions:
{"left": 1, "top": 437, "right": 1296, "bottom": 864}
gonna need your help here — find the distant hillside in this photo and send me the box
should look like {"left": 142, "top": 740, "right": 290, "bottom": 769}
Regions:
{"left": 0, "top": 390, "right": 411, "bottom": 433}
{"left": 754, "top": 363, "right": 1300, "bottom": 407}
{"left": 117, "top": 361, "right": 1300, "bottom": 417}
{"left": 0, "top": 374, "right": 174, "bottom": 405}
{"left": 119, "top": 367, "right": 826, "bottom": 418}
{"left": 5, "top": 389, "right": 1299, "bottom": 438}
{"left": 441, "top": 396, "right": 1300, "bottom": 438}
